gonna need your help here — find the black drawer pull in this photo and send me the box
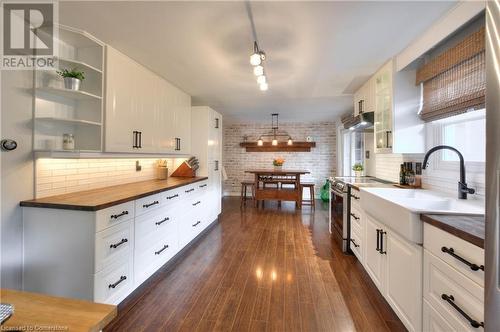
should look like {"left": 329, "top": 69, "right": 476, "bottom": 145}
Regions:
{"left": 109, "top": 276, "right": 126, "bottom": 289}
{"left": 111, "top": 211, "right": 129, "bottom": 219}
{"left": 379, "top": 230, "right": 387, "bottom": 255}
{"left": 376, "top": 229, "right": 381, "bottom": 252}
{"left": 350, "top": 194, "right": 360, "bottom": 200}
{"left": 110, "top": 238, "right": 128, "bottom": 249}
{"left": 192, "top": 221, "right": 201, "bottom": 227}
{"left": 441, "top": 294, "right": 484, "bottom": 328}
{"left": 350, "top": 213, "right": 360, "bottom": 220}
{"left": 155, "top": 217, "right": 169, "bottom": 226}
{"left": 155, "top": 244, "right": 169, "bottom": 255}
{"left": 199, "top": 184, "right": 207, "bottom": 188}
{"left": 192, "top": 201, "right": 201, "bottom": 206}
{"left": 185, "top": 188, "right": 195, "bottom": 193}
{"left": 441, "top": 247, "right": 484, "bottom": 271}
{"left": 143, "top": 200, "right": 159, "bottom": 208}
{"left": 167, "top": 194, "right": 179, "bottom": 200}
{"left": 350, "top": 239, "right": 360, "bottom": 248}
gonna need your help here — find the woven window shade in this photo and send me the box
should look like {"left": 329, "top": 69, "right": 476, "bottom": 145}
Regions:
{"left": 416, "top": 27, "right": 485, "bottom": 122}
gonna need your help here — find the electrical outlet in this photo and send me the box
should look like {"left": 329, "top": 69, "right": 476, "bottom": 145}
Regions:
{"left": 136, "top": 160, "right": 142, "bottom": 171}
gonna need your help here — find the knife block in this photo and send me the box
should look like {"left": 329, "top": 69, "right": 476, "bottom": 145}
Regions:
{"left": 171, "top": 161, "right": 196, "bottom": 178}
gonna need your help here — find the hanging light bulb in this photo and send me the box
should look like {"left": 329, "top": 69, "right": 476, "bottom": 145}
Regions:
{"left": 257, "top": 137, "right": 263, "bottom": 146}
{"left": 287, "top": 137, "right": 293, "bottom": 145}
{"left": 250, "top": 53, "right": 262, "bottom": 66}
{"left": 257, "top": 75, "right": 266, "bottom": 85}
{"left": 272, "top": 138, "right": 278, "bottom": 146}
{"left": 259, "top": 82, "right": 268, "bottom": 91}
{"left": 253, "top": 65, "right": 264, "bottom": 76}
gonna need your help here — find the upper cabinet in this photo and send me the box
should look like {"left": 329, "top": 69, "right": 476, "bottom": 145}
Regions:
{"left": 105, "top": 46, "right": 191, "bottom": 154}
{"left": 353, "top": 59, "right": 425, "bottom": 154}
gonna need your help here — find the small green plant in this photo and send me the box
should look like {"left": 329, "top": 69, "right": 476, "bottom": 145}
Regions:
{"left": 352, "top": 163, "right": 364, "bottom": 171}
{"left": 57, "top": 68, "right": 85, "bottom": 81}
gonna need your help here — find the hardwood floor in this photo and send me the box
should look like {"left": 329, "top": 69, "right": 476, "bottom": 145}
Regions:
{"left": 105, "top": 197, "right": 406, "bottom": 332}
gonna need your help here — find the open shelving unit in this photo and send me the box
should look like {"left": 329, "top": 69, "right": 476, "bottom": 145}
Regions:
{"left": 33, "top": 24, "right": 105, "bottom": 152}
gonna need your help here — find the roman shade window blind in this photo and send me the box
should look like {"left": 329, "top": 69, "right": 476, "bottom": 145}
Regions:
{"left": 416, "top": 27, "right": 485, "bottom": 122}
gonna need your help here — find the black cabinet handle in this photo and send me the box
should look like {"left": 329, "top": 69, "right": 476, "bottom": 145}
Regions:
{"left": 174, "top": 138, "right": 181, "bottom": 151}
{"left": 358, "top": 99, "right": 364, "bottom": 114}
{"left": 350, "top": 239, "right": 360, "bottom": 248}
{"left": 192, "top": 221, "right": 201, "bottom": 227}
{"left": 215, "top": 118, "right": 219, "bottom": 129}
{"left": 133, "top": 131, "right": 139, "bottom": 148}
{"left": 199, "top": 184, "right": 207, "bottom": 188}
{"left": 167, "top": 194, "right": 179, "bottom": 200}
{"left": 185, "top": 188, "right": 195, "bottom": 193}
{"left": 441, "top": 247, "right": 484, "bottom": 271}
{"left": 350, "top": 194, "right": 360, "bottom": 200}
{"left": 110, "top": 238, "right": 128, "bottom": 249}
{"left": 155, "top": 244, "right": 169, "bottom": 255}
{"left": 379, "top": 230, "right": 387, "bottom": 254}
{"left": 109, "top": 276, "right": 126, "bottom": 289}
{"left": 350, "top": 213, "right": 360, "bottom": 220}
{"left": 138, "top": 131, "right": 142, "bottom": 148}
{"left": 441, "top": 294, "right": 484, "bottom": 328}
{"left": 111, "top": 211, "right": 128, "bottom": 219}
{"left": 155, "top": 217, "right": 169, "bottom": 226}
{"left": 215, "top": 160, "right": 219, "bottom": 171}
{"left": 376, "top": 229, "right": 381, "bottom": 252}
{"left": 143, "top": 200, "right": 159, "bottom": 208}
{"left": 192, "top": 201, "right": 201, "bottom": 206}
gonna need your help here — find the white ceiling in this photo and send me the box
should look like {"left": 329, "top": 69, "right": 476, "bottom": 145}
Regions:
{"left": 59, "top": 1, "right": 455, "bottom": 123}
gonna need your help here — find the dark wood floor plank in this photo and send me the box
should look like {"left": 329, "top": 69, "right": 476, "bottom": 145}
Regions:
{"left": 105, "top": 198, "right": 406, "bottom": 332}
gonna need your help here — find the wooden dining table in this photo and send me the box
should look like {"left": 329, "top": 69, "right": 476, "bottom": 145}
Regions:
{"left": 245, "top": 169, "right": 310, "bottom": 208}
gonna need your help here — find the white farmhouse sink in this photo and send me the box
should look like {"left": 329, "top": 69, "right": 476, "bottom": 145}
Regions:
{"left": 360, "top": 188, "right": 484, "bottom": 244}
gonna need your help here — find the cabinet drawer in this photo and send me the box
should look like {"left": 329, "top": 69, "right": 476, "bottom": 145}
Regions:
{"left": 135, "top": 193, "right": 163, "bottom": 216}
{"left": 424, "top": 250, "right": 483, "bottom": 331}
{"left": 180, "top": 181, "right": 207, "bottom": 200}
{"left": 161, "top": 187, "right": 183, "bottom": 206}
{"left": 423, "top": 299, "right": 456, "bottom": 332}
{"left": 94, "top": 255, "right": 133, "bottom": 305}
{"left": 135, "top": 233, "right": 178, "bottom": 282}
{"left": 95, "top": 201, "right": 135, "bottom": 232}
{"left": 350, "top": 188, "right": 361, "bottom": 209}
{"left": 350, "top": 205, "right": 363, "bottom": 232}
{"left": 179, "top": 212, "right": 205, "bottom": 247}
{"left": 350, "top": 226, "right": 363, "bottom": 263}
{"left": 95, "top": 220, "right": 133, "bottom": 273}
{"left": 424, "top": 223, "right": 484, "bottom": 286}
{"left": 135, "top": 207, "right": 177, "bottom": 245}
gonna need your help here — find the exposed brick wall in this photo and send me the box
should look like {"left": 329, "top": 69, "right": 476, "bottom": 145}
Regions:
{"left": 222, "top": 122, "right": 337, "bottom": 197}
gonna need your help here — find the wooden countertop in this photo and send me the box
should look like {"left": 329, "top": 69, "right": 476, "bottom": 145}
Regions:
{"left": 20, "top": 177, "right": 208, "bottom": 211}
{"left": 245, "top": 169, "right": 310, "bottom": 174}
{"left": 0, "top": 289, "right": 116, "bottom": 332}
{"left": 421, "top": 214, "right": 485, "bottom": 248}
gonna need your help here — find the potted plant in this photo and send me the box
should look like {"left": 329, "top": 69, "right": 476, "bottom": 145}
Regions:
{"left": 273, "top": 158, "right": 285, "bottom": 170}
{"left": 57, "top": 68, "right": 85, "bottom": 91}
{"left": 352, "top": 163, "right": 364, "bottom": 177}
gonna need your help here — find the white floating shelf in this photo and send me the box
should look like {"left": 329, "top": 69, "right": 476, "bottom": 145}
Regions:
{"left": 56, "top": 57, "right": 102, "bottom": 74}
{"left": 36, "top": 87, "right": 102, "bottom": 100}
{"left": 35, "top": 117, "right": 102, "bottom": 127}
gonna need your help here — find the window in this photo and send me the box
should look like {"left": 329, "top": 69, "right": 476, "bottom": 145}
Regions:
{"left": 428, "top": 109, "right": 485, "bottom": 171}
{"left": 342, "top": 131, "right": 364, "bottom": 176}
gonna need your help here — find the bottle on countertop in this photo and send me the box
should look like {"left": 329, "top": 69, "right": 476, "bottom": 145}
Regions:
{"left": 399, "top": 164, "right": 406, "bottom": 185}
{"left": 414, "top": 162, "right": 422, "bottom": 188}
{"left": 405, "top": 162, "right": 416, "bottom": 187}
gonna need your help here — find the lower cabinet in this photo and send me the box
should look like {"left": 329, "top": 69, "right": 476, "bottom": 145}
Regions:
{"left": 23, "top": 179, "right": 218, "bottom": 305}
{"left": 364, "top": 213, "right": 422, "bottom": 332}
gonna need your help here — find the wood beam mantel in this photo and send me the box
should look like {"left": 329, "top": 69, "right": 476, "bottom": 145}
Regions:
{"left": 239, "top": 142, "right": 316, "bottom": 152}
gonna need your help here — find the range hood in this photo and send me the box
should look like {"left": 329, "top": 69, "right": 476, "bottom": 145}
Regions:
{"left": 342, "top": 111, "right": 374, "bottom": 131}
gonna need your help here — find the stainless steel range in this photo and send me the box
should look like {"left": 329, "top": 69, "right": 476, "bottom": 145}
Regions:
{"left": 329, "top": 176, "right": 392, "bottom": 253}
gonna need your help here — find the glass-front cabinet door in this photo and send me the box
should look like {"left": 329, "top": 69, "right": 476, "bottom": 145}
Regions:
{"left": 374, "top": 61, "right": 393, "bottom": 153}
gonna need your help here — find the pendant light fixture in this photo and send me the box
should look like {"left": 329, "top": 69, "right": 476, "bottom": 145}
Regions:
{"left": 250, "top": 41, "right": 269, "bottom": 91}
{"left": 255, "top": 114, "right": 292, "bottom": 145}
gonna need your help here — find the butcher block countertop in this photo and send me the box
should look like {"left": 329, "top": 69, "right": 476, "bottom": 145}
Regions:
{"left": 0, "top": 288, "right": 116, "bottom": 332}
{"left": 20, "top": 177, "right": 208, "bottom": 212}
{"left": 421, "top": 214, "right": 485, "bottom": 248}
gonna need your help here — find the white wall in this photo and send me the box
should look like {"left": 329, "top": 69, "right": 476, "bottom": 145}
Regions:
{"left": 1, "top": 70, "right": 35, "bottom": 289}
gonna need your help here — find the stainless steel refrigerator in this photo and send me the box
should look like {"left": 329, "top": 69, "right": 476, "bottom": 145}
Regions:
{"left": 485, "top": 1, "right": 500, "bottom": 330}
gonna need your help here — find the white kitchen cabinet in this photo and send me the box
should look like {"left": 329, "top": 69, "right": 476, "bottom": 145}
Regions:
{"left": 22, "top": 179, "right": 216, "bottom": 305}
{"left": 385, "top": 227, "right": 422, "bottom": 332}
{"left": 191, "top": 106, "right": 223, "bottom": 219}
{"left": 364, "top": 214, "right": 386, "bottom": 291}
{"left": 353, "top": 78, "right": 375, "bottom": 117}
{"left": 364, "top": 213, "right": 422, "bottom": 332}
{"left": 105, "top": 46, "right": 191, "bottom": 154}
